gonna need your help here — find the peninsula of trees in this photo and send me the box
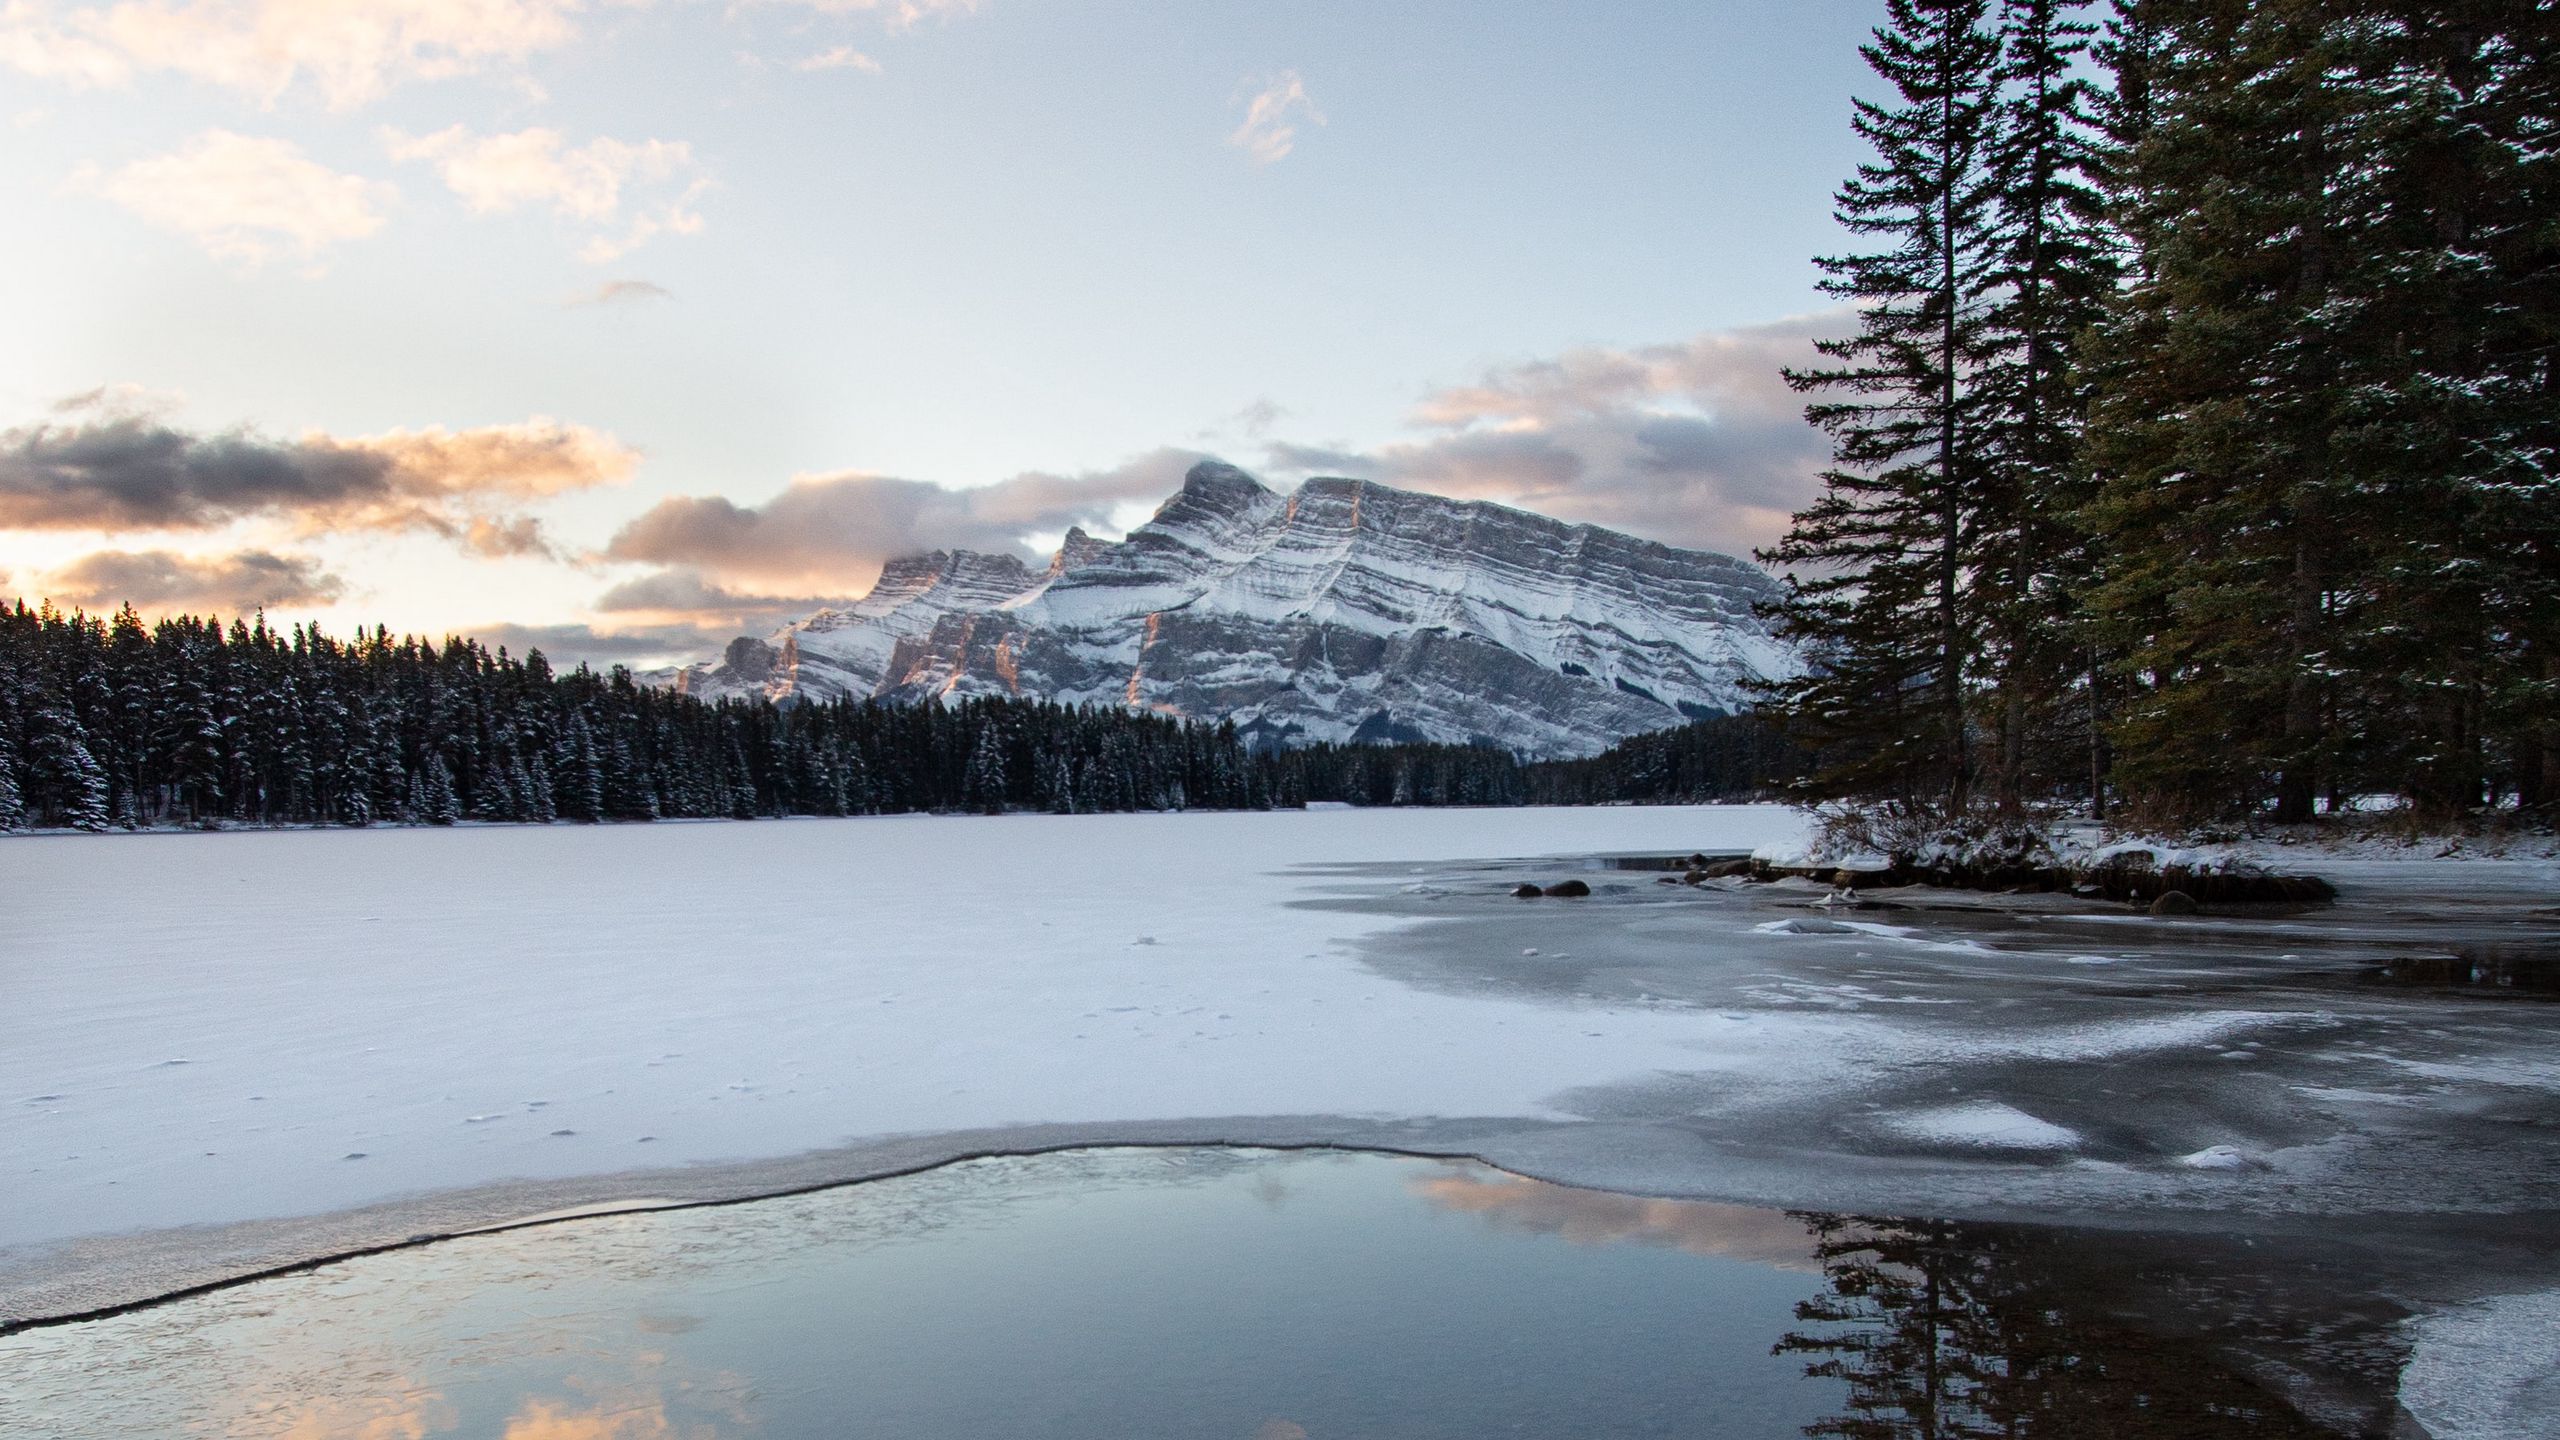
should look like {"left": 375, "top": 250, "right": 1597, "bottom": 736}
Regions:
{"left": 1764, "top": 0, "right": 2554, "bottom": 828}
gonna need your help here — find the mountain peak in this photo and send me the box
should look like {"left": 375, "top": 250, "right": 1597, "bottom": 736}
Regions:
{"left": 1050, "top": 526, "right": 1115, "bottom": 576}
{"left": 1176, "top": 459, "right": 1272, "bottom": 507}
{"left": 671, "top": 463, "right": 1798, "bottom": 756}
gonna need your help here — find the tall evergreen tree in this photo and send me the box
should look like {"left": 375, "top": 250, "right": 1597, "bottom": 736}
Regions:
{"left": 2080, "top": 0, "right": 2362, "bottom": 821}
{"left": 1763, "top": 0, "right": 2007, "bottom": 820}
{"left": 1976, "top": 0, "right": 2116, "bottom": 812}
{"left": 963, "top": 722, "right": 1010, "bottom": 814}
{"left": 0, "top": 731, "right": 26, "bottom": 830}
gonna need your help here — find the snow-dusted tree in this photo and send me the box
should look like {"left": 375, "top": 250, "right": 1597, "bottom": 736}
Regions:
{"left": 1762, "top": 0, "right": 2007, "bottom": 822}
{"left": 0, "top": 733, "right": 26, "bottom": 830}
{"left": 24, "top": 695, "right": 110, "bottom": 830}
{"left": 962, "top": 723, "right": 1009, "bottom": 814}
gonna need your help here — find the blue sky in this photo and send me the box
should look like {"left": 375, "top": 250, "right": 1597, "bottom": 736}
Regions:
{"left": 0, "top": 0, "right": 1885, "bottom": 662}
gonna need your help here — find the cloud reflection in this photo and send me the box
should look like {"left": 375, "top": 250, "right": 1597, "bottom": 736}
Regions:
{"left": 235, "top": 1385, "right": 456, "bottom": 1440}
{"left": 1411, "top": 1169, "right": 1822, "bottom": 1270}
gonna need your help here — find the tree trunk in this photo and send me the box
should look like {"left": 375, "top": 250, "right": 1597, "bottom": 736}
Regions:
{"left": 2275, "top": 531, "right": 2322, "bottom": 824}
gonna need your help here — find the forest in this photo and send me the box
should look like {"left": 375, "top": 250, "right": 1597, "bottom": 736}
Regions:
{"left": 0, "top": 600, "right": 1792, "bottom": 829}
{"left": 1763, "top": 0, "right": 2555, "bottom": 828}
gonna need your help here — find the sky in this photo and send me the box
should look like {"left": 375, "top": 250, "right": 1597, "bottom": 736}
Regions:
{"left": 0, "top": 0, "right": 1886, "bottom": 666}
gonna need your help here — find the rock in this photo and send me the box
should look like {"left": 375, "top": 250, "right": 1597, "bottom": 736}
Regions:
{"left": 1512, "top": 884, "right": 1544, "bottom": 899}
{"left": 1680, "top": 868, "right": 1707, "bottom": 886}
{"left": 1701, "top": 858, "right": 1754, "bottom": 879}
{"left": 1655, "top": 875, "right": 1682, "bottom": 885}
{"left": 1687, "top": 853, "right": 1711, "bottom": 867}
{"left": 2150, "top": 890, "right": 2199, "bottom": 916}
{"left": 1542, "top": 879, "right": 1593, "bottom": 898}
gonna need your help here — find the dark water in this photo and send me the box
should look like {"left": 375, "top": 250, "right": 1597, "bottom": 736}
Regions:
{"left": 0, "top": 1148, "right": 2380, "bottom": 1439}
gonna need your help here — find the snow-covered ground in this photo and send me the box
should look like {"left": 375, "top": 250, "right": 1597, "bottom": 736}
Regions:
{"left": 7, "top": 806, "right": 2559, "bottom": 1437}
{"left": 3, "top": 807, "right": 1806, "bottom": 1255}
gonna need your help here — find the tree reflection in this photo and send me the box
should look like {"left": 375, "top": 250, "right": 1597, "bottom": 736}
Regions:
{"left": 1775, "top": 1215, "right": 2346, "bottom": 1439}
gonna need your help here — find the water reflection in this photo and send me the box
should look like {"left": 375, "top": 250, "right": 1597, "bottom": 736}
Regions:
{"left": 1410, "top": 1168, "right": 1820, "bottom": 1268}
{"left": 0, "top": 1150, "right": 2401, "bottom": 1440}
{"left": 241, "top": 1387, "right": 454, "bottom": 1440}
{"left": 1775, "top": 1215, "right": 2359, "bottom": 1439}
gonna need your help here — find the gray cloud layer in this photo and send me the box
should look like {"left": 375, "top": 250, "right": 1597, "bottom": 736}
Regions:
{"left": 39, "top": 547, "right": 345, "bottom": 610}
{"left": 1263, "top": 311, "right": 1845, "bottom": 557}
{"left": 0, "top": 402, "right": 633, "bottom": 547}
{"left": 604, "top": 446, "right": 1201, "bottom": 593}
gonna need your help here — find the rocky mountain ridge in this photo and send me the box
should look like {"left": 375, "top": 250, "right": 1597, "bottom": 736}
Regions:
{"left": 671, "top": 462, "right": 1798, "bottom": 758}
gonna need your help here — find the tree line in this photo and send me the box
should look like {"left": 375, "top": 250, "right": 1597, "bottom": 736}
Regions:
{"left": 0, "top": 600, "right": 1797, "bottom": 831}
{"left": 1764, "top": 0, "right": 2554, "bottom": 827}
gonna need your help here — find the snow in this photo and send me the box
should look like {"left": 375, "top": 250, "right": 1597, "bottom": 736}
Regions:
{"left": 1749, "top": 839, "right": 1892, "bottom": 871}
{"left": 1882, "top": 1102, "right": 2081, "bottom": 1152}
{"left": 2177, "top": 1145, "right": 2268, "bottom": 1171}
{"left": 0, "top": 805, "right": 1811, "bottom": 1252}
{"left": 2401, "top": 1288, "right": 2560, "bottom": 1440}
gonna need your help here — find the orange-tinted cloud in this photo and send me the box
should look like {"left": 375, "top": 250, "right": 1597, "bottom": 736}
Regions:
{"left": 73, "top": 130, "right": 392, "bottom": 264}
{"left": 0, "top": 0, "right": 585, "bottom": 107}
{"left": 383, "top": 125, "right": 708, "bottom": 262}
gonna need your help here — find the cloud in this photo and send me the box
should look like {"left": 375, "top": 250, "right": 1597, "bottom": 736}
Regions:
{"left": 605, "top": 447, "right": 1198, "bottom": 593}
{"left": 0, "top": 0, "right": 585, "bottom": 108}
{"left": 35, "top": 546, "right": 343, "bottom": 610}
{"left": 73, "top": 130, "right": 393, "bottom": 265}
{"left": 565, "top": 278, "right": 673, "bottom": 307}
{"left": 384, "top": 124, "right": 708, "bottom": 262}
{"left": 793, "top": 44, "right": 879, "bottom": 72}
{"left": 467, "top": 619, "right": 725, "bottom": 669}
{"left": 1262, "top": 312, "right": 1846, "bottom": 558}
{"left": 0, "top": 398, "right": 636, "bottom": 551}
{"left": 1229, "top": 70, "right": 1320, "bottom": 165}
{"left": 745, "top": 0, "right": 982, "bottom": 26}
{"left": 593, "top": 567, "right": 810, "bottom": 615}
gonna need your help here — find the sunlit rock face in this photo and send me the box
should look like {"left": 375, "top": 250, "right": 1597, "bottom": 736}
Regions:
{"left": 671, "top": 462, "right": 1798, "bottom": 758}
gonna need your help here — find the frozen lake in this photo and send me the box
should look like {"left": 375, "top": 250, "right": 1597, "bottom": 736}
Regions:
{"left": 5, "top": 806, "right": 2559, "bottom": 1436}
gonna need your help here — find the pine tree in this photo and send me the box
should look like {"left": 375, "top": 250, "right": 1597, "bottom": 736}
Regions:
{"left": 421, "top": 752, "right": 462, "bottom": 825}
{"left": 24, "top": 694, "right": 110, "bottom": 830}
{"left": 2334, "top": 5, "right": 2558, "bottom": 815}
{"left": 1976, "top": 0, "right": 2115, "bottom": 812}
{"left": 2082, "top": 2, "right": 2365, "bottom": 820}
{"left": 1763, "top": 0, "right": 2007, "bottom": 824}
{"left": 962, "top": 722, "right": 1009, "bottom": 814}
{"left": 0, "top": 732, "right": 26, "bottom": 830}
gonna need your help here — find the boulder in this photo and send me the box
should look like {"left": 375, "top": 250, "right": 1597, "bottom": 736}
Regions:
{"left": 1511, "top": 883, "right": 1544, "bottom": 899}
{"left": 1701, "top": 858, "right": 1754, "bottom": 879}
{"left": 2150, "top": 890, "right": 2199, "bottom": 917}
{"left": 1542, "top": 879, "right": 1593, "bottom": 898}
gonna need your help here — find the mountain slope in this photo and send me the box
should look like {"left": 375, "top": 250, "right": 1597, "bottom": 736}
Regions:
{"left": 672, "top": 462, "right": 1798, "bottom": 758}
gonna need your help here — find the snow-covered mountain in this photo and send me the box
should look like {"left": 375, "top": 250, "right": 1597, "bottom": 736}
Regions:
{"left": 670, "top": 462, "right": 1798, "bottom": 758}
